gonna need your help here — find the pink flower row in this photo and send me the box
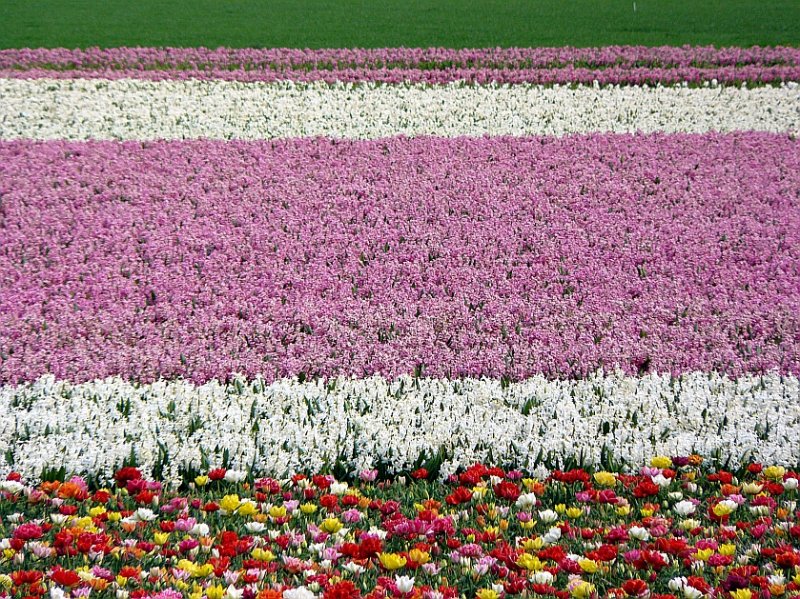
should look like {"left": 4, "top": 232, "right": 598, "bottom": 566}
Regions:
{"left": 2, "top": 45, "right": 800, "bottom": 84}
{"left": 1, "top": 132, "right": 799, "bottom": 384}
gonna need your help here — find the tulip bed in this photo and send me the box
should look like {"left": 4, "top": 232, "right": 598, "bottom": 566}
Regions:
{"left": 0, "top": 460, "right": 799, "bottom": 599}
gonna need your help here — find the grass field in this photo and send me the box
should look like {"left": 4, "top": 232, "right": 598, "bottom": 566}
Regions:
{"left": 1, "top": 0, "right": 798, "bottom": 49}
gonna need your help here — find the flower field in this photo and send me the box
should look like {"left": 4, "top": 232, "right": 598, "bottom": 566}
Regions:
{"left": 0, "top": 461, "right": 799, "bottom": 599}
{"left": 0, "top": 42, "right": 799, "bottom": 597}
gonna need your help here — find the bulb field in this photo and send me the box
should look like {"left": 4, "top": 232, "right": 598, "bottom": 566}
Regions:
{"left": 0, "top": 40, "right": 799, "bottom": 598}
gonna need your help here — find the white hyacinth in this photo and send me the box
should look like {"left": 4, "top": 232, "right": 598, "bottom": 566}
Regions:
{"left": 0, "top": 371, "right": 798, "bottom": 482}
{"left": 0, "top": 79, "right": 797, "bottom": 141}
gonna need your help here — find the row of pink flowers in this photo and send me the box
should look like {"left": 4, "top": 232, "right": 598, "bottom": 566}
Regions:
{"left": 1, "top": 132, "right": 798, "bottom": 384}
{"left": 1, "top": 46, "right": 799, "bottom": 84}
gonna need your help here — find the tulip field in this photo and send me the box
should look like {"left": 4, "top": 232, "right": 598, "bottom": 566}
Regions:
{"left": 1, "top": 6, "right": 800, "bottom": 597}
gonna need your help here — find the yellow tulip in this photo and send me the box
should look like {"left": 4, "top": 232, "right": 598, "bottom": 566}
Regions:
{"left": 571, "top": 581, "right": 596, "bottom": 599}
{"left": 476, "top": 590, "right": 499, "bottom": 599}
{"left": 521, "top": 537, "right": 544, "bottom": 551}
{"left": 300, "top": 503, "right": 317, "bottom": 515}
{"left": 693, "top": 548, "right": 714, "bottom": 562}
{"left": 409, "top": 548, "right": 430, "bottom": 565}
{"left": 251, "top": 548, "right": 276, "bottom": 562}
{"left": 269, "top": 506, "right": 287, "bottom": 519}
{"left": 730, "top": 590, "right": 752, "bottom": 599}
{"left": 320, "top": 518, "right": 343, "bottom": 534}
{"left": 219, "top": 494, "right": 240, "bottom": 513}
{"left": 516, "top": 552, "right": 545, "bottom": 571}
{"left": 177, "top": 559, "right": 197, "bottom": 574}
{"left": 764, "top": 466, "right": 786, "bottom": 481}
{"left": 593, "top": 472, "right": 617, "bottom": 487}
{"left": 194, "top": 475, "right": 209, "bottom": 487}
{"left": 713, "top": 503, "right": 734, "bottom": 517}
{"left": 206, "top": 585, "right": 224, "bottom": 599}
{"left": 578, "top": 559, "right": 599, "bottom": 574}
{"left": 193, "top": 564, "right": 214, "bottom": 578}
{"left": 378, "top": 552, "right": 407, "bottom": 570}
{"left": 651, "top": 456, "right": 673, "bottom": 468}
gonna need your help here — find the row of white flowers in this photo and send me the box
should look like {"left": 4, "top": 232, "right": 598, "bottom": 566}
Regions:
{"left": 0, "top": 79, "right": 798, "bottom": 140}
{"left": 1, "top": 371, "right": 798, "bottom": 483}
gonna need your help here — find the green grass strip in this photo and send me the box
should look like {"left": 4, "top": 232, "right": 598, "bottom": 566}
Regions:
{"left": 1, "top": 0, "right": 798, "bottom": 50}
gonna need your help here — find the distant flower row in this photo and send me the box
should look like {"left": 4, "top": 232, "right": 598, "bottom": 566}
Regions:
{"left": 1, "top": 133, "right": 799, "bottom": 384}
{"left": 1, "top": 46, "right": 800, "bottom": 84}
{"left": 1, "top": 371, "right": 799, "bottom": 484}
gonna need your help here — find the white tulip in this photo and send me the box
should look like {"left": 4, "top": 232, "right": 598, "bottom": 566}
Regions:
{"left": 283, "top": 588, "right": 317, "bottom": 599}
{"left": 330, "top": 482, "right": 348, "bottom": 495}
{"left": 223, "top": 586, "right": 243, "bottom": 599}
{"left": 629, "top": 526, "right": 651, "bottom": 541}
{"left": 668, "top": 577, "right": 687, "bottom": 592}
{"left": 133, "top": 508, "right": 156, "bottom": 521}
{"left": 224, "top": 470, "right": 247, "bottom": 483}
{"left": 683, "top": 586, "right": 704, "bottom": 599}
{"left": 189, "top": 523, "right": 210, "bottom": 536}
{"left": 539, "top": 509, "right": 559, "bottom": 523}
{"left": 543, "top": 526, "right": 562, "bottom": 544}
{"left": 516, "top": 492, "right": 538, "bottom": 510}
{"left": 342, "top": 562, "right": 365, "bottom": 575}
{"left": 395, "top": 576, "right": 415, "bottom": 593}
{"left": 674, "top": 500, "right": 696, "bottom": 516}
{"left": 531, "top": 571, "right": 554, "bottom": 585}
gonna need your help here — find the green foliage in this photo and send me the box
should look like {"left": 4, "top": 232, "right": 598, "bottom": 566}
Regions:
{"left": 0, "top": 0, "right": 797, "bottom": 50}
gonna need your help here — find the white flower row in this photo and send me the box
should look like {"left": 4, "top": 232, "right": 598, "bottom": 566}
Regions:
{"left": 0, "top": 79, "right": 798, "bottom": 140}
{"left": 1, "top": 371, "right": 798, "bottom": 483}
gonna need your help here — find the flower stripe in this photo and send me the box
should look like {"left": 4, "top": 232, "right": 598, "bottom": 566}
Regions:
{"left": 0, "top": 79, "right": 797, "bottom": 141}
{"left": 2, "top": 52, "right": 799, "bottom": 491}
{"left": 2, "top": 45, "right": 800, "bottom": 85}
{"left": 1, "top": 133, "right": 799, "bottom": 384}
{"left": 1, "top": 371, "right": 798, "bottom": 482}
